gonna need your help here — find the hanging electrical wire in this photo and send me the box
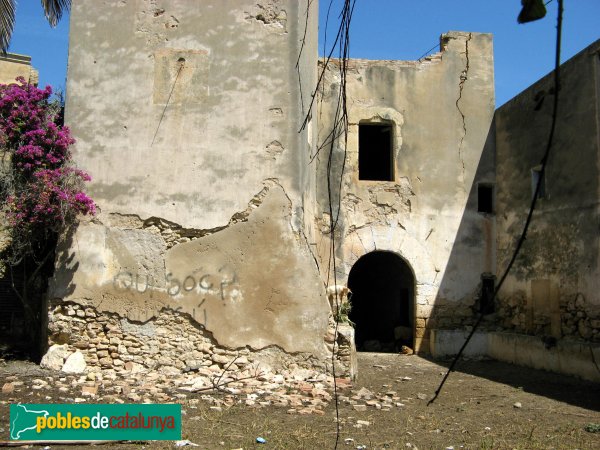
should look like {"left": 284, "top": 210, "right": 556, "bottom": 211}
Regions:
{"left": 323, "top": 5, "right": 355, "bottom": 447}
{"left": 296, "top": 1, "right": 356, "bottom": 448}
{"left": 429, "top": 0, "right": 564, "bottom": 406}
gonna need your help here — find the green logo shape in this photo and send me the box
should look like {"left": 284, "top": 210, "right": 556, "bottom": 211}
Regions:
{"left": 10, "top": 403, "right": 181, "bottom": 441}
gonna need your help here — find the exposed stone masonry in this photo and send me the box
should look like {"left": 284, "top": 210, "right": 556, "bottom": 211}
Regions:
{"left": 38, "top": 300, "right": 356, "bottom": 413}
{"left": 429, "top": 291, "right": 600, "bottom": 343}
{"left": 46, "top": 301, "right": 354, "bottom": 381}
{"left": 561, "top": 295, "right": 600, "bottom": 341}
{"left": 104, "top": 183, "right": 273, "bottom": 250}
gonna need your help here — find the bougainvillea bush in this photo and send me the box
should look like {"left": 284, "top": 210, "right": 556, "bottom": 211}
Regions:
{"left": 0, "top": 77, "right": 95, "bottom": 358}
{"left": 0, "top": 77, "right": 95, "bottom": 260}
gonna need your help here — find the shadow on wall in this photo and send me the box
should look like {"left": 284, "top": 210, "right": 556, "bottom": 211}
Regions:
{"left": 425, "top": 41, "right": 600, "bottom": 393}
{"left": 0, "top": 226, "right": 78, "bottom": 362}
{"left": 344, "top": 103, "right": 599, "bottom": 387}
{"left": 341, "top": 117, "right": 496, "bottom": 357}
{"left": 424, "top": 117, "right": 497, "bottom": 349}
{"left": 40, "top": 226, "right": 80, "bottom": 357}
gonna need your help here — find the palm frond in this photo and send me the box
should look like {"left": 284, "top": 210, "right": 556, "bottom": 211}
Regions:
{"left": 0, "top": 0, "right": 16, "bottom": 53}
{"left": 40, "top": 0, "right": 71, "bottom": 27}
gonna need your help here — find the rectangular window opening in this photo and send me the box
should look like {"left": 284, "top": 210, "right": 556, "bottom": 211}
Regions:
{"left": 359, "top": 123, "right": 394, "bottom": 181}
{"left": 480, "top": 275, "right": 496, "bottom": 315}
{"left": 531, "top": 166, "right": 546, "bottom": 199}
{"left": 477, "top": 183, "right": 494, "bottom": 214}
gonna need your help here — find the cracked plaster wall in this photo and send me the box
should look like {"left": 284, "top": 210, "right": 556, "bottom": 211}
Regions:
{"left": 52, "top": 0, "right": 329, "bottom": 357}
{"left": 494, "top": 40, "right": 600, "bottom": 342}
{"left": 315, "top": 32, "right": 495, "bottom": 352}
{"left": 65, "top": 0, "right": 312, "bottom": 229}
{"left": 51, "top": 183, "right": 329, "bottom": 356}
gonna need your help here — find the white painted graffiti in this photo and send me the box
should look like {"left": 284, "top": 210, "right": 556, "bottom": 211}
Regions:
{"left": 112, "top": 265, "right": 238, "bottom": 300}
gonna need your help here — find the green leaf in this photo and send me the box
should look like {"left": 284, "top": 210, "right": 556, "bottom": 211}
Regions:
{"left": 0, "top": 0, "right": 16, "bottom": 53}
{"left": 40, "top": 0, "right": 71, "bottom": 27}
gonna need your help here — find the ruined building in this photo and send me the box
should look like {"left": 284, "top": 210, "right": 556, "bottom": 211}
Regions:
{"left": 27, "top": 0, "right": 598, "bottom": 381}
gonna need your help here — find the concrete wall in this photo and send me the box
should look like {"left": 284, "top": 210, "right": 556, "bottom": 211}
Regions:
{"left": 51, "top": 0, "right": 330, "bottom": 361}
{"left": 316, "top": 32, "right": 496, "bottom": 352}
{"left": 430, "top": 330, "right": 600, "bottom": 383}
{"left": 494, "top": 39, "right": 600, "bottom": 343}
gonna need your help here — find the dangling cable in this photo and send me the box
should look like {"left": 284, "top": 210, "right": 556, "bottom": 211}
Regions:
{"left": 429, "top": 0, "right": 564, "bottom": 405}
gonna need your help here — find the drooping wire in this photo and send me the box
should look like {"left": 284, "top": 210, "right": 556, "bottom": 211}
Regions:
{"left": 151, "top": 58, "right": 185, "bottom": 147}
{"left": 323, "top": 6, "right": 355, "bottom": 448}
{"left": 429, "top": 0, "right": 564, "bottom": 406}
{"left": 296, "top": 1, "right": 355, "bottom": 448}
{"left": 416, "top": 42, "right": 441, "bottom": 61}
{"left": 299, "top": 0, "right": 351, "bottom": 135}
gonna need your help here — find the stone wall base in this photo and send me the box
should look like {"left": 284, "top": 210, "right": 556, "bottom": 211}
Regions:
{"left": 44, "top": 301, "right": 355, "bottom": 380}
{"left": 430, "top": 329, "right": 600, "bottom": 383}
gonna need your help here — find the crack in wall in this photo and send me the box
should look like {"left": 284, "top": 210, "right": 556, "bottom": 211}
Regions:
{"left": 146, "top": 185, "right": 271, "bottom": 247}
{"left": 299, "top": 212, "right": 322, "bottom": 275}
{"left": 104, "top": 185, "right": 273, "bottom": 249}
{"left": 262, "top": 178, "right": 322, "bottom": 273}
{"left": 105, "top": 180, "right": 318, "bottom": 265}
{"left": 455, "top": 33, "right": 472, "bottom": 185}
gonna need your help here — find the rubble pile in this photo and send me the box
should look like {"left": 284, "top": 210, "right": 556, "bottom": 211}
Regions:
{"left": 19, "top": 301, "right": 359, "bottom": 415}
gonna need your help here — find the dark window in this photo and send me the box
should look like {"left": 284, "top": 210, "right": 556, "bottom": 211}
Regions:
{"left": 531, "top": 166, "right": 546, "bottom": 199}
{"left": 477, "top": 184, "right": 494, "bottom": 213}
{"left": 359, "top": 123, "right": 393, "bottom": 181}
{"left": 480, "top": 275, "right": 495, "bottom": 315}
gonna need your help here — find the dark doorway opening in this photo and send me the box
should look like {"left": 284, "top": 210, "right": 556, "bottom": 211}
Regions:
{"left": 0, "top": 266, "right": 37, "bottom": 360}
{"left": 0, "top": 247, "right": 55, "bottom": 361}
{"left": 347, "top": 251, "right": 414, "bottom": 352}
{"left": 358, "top": 123, "right": 394, "bottom": 181}
{"left": 477, "top": 183, "right": 494, "bottom": 214}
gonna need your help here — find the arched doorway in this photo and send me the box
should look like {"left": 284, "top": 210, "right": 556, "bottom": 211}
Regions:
{"left": 347, "top": 251, "right": 414, "bottom": 352}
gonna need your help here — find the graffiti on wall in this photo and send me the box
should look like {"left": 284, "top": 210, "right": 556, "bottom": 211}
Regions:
{"left": 112, "top": 265, "right": 239, "bottom": 326}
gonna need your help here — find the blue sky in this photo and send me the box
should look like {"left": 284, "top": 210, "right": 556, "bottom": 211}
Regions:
{"left": 8, "top": 0, "right": 600, "bottom": 106}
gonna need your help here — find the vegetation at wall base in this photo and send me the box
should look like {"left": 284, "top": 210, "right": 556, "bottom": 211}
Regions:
{"left": 0, "top": 77, "right": 95, "bottom": 360}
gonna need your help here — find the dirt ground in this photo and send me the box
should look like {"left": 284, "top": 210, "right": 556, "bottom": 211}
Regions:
{"left": 1, "top": 352, "right": 599, "bottom": 449}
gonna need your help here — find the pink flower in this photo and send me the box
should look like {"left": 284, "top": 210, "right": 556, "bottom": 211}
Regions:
{"left": 1, "top": 77, "right": 96, "bottom": 234}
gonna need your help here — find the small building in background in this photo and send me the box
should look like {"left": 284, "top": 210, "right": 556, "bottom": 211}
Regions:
{"left": 0, "top": 52, "right": 38, "bottom": 85}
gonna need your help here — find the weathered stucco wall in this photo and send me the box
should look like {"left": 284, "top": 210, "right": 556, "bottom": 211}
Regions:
{"left": 65, "top": 0, "right": 313, "bottom": 229}
{"left": 51, "top": 0, "right": 598, "bottom": 382}
{"left": 494, "top": 39, "right": 600, "bottom": 342}
{"left": 0, "top": 53, "right": 38, "bottom": 86}
{"left": 430, "top": 330, "right": 600, "bottom": 382}
{"left": 52, "top": 0, "right": 330, "bottom": 359}
{"left": 316, "top": 32, "right": 496, "bottom": 352}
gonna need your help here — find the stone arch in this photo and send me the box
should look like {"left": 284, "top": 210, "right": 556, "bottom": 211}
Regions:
{"left": 335, "top": 225, "right": 439, "bottom": 352}
{"left": 347, "top": 250, "right": 416, "bottom": 352}
{"left": 339, "top": 226, "right": 438, "bottom": 295}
